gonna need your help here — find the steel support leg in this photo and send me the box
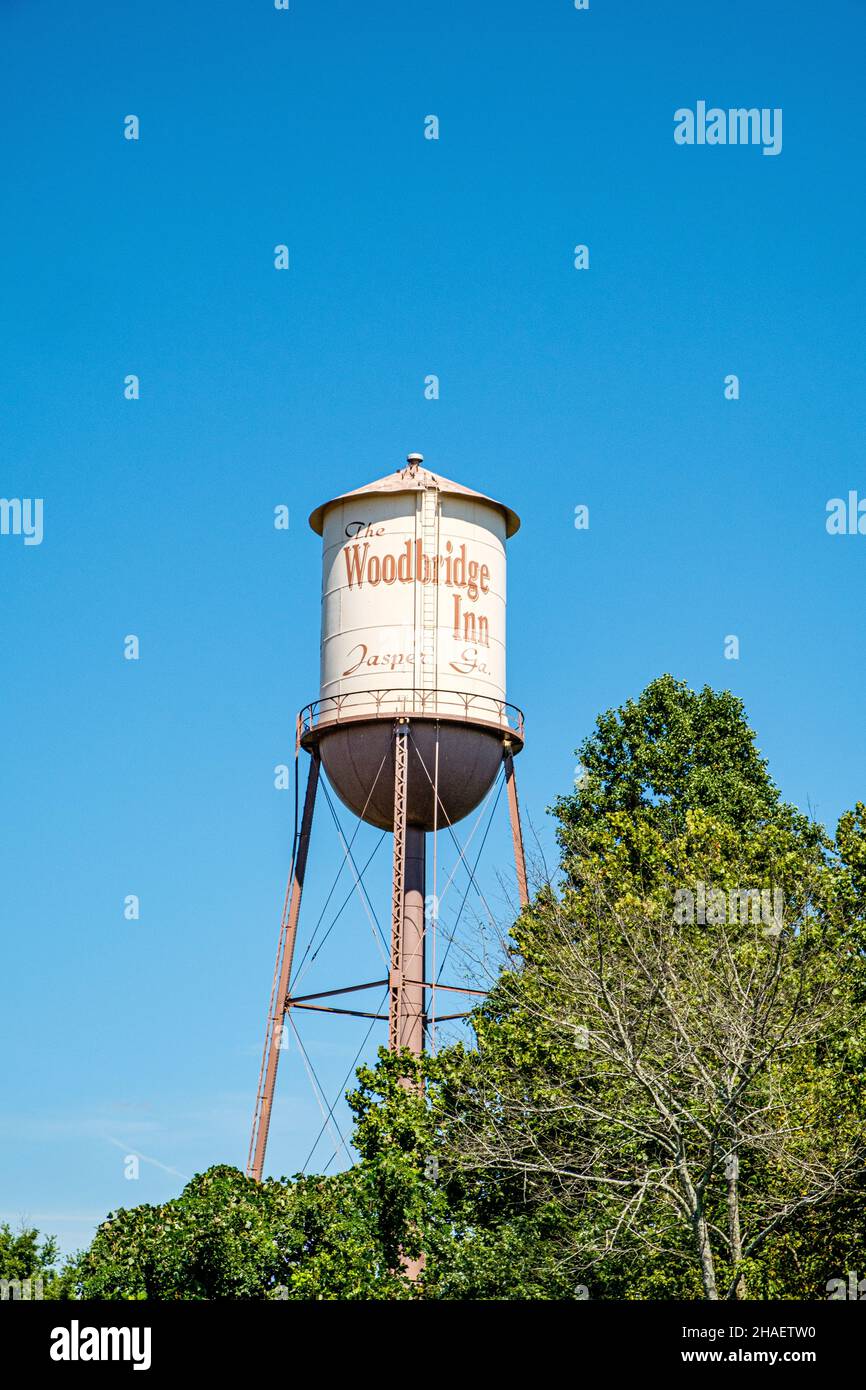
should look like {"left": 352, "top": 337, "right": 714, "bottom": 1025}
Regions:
{"left": 389, "top": 722, "right": 408, "bottom": 1052}
{"left": 390, "top": 724, "right": 427, "bottom": 1279}
{"left": 248, "top": 747, "right": 320, "bottom": 1181}
{"left": 503, "top": 744, "right": 529, "bottom": 909}
{"left": 400, "top": 825, "right": 426, "bottom": 1054}
{"left": 389, "top": 721, "right": 426, "bottom": 1056}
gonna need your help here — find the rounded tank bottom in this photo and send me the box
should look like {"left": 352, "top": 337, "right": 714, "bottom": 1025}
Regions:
{"left": 306, "top": 718, "right": 519, "bottom": 831}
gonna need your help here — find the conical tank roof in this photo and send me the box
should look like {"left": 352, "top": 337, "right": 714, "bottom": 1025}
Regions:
{"left": 308, "top": 455, "right": 520, "bottom": 538}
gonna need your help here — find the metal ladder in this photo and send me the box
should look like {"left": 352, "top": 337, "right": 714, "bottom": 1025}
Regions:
{"left": 417, "top": 486, "right": 439, "bottom": 698}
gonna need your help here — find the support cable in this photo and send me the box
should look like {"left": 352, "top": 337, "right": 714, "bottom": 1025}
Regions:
{"left": 291, "top": 832, "right": 387, "bottom": 993}
{"left": 300, "top": 988, "right": 389, "bottom": 1173}
{"left": 290, "top": 747, "right": 390, "bottom": 987}
{"left": 320, "top": 778, "right": 390, "bottom": 962}
{"left": 408, "top": 728, "right": 501, "bottom": 929}
{"left": 433, "top": 777, "right": 500, "bottom": 913}
{"left": 436, "top": 772, "right": 504, "bottom": 985}
{"left": 287, "top": 1012, "right": 353, "bottom": 1169}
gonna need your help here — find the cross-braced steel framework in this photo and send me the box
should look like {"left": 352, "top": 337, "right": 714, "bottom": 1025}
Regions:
{"left": 247, "top": 711, "right": 528, "bottom": 1183}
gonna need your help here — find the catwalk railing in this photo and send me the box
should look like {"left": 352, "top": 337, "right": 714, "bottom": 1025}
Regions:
{"left": 298, "top": 687, "right": 525, "bottom": 743}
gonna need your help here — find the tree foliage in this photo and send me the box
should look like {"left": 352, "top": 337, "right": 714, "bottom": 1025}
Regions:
{"left": 445, "top": 676, "right": 866, "bottom": 1298}
{"left": 71, "top": 1163, "right": 413, "bottom": 1300}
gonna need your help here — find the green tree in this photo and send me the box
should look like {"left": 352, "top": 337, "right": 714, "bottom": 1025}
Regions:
{"left": 73, "top": 1162, "right": 412, "bottom": 1300}
{"left": 0, "top": 1221, "right": 73, "bottom": 1299}
{"left": 445, "top": 677, "right": 866, "bottom": 1299}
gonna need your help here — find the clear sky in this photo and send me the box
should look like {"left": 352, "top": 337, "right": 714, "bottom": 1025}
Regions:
{"left": 2, "top": 0, "right": 865, "bottom": 1258}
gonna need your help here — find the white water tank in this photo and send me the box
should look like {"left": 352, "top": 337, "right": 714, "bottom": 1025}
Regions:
{"left": 304, "top": 457, "right": 523, "bottom": 830}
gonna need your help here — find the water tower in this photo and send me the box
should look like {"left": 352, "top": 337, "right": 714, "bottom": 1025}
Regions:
{"left": 248, "top": 455, "right": 527, "bottom": 1180}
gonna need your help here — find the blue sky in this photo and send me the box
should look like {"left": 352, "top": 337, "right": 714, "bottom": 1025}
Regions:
{"left": 2, "top": 0, "right": 865, "bottom": 1257}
